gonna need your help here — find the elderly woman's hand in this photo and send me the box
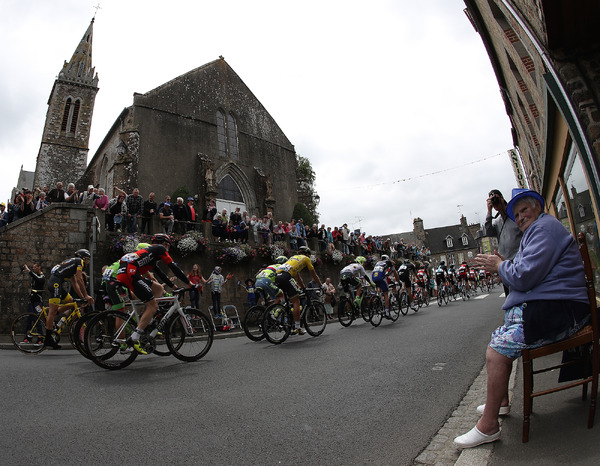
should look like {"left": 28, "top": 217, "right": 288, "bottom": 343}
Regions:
{"left": 473, "top": 253, "right": 503, "bottom": 274}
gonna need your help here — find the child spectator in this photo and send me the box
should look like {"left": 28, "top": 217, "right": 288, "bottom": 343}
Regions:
{"left": 238, "top": 278, "right": 257, "bottom": 308}
{"left": 187, "top": 264, "right": 207, "bottom": 310}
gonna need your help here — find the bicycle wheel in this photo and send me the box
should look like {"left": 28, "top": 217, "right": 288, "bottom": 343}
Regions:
{"left": 443, "top": 288, "right": 450, "bottom": 305}
{"left": 243, "top": 305, "right": 266, "bottom": 341}
{"left": 85, "top": 310, "right": 138, "bottom": 370}
{"left": 369, "top": 296, "right": 383, "bottom": 327}
{"left": 166, "top": 310, "right": 213, "bottom": 362}
{"left": 303, "top": 302, "right": 327, "bottom": 336}
{"left": 389, "top": 292, "right": 400, "bottom": 322}
{"left": 437, "top": 290, "right": 443, "bottom": 307}
{"left": 399, "top": 291, "right": 409, "bottom": 316}
{"left": 11, "top": 313, "right": 47, "bottom": 354}
{"left": 263, "top": 304, "right": 293, "bottom": 344}
{"left": 360, "top": 296, "right": 371, "bottom": 322}
{"left": 410, "top": 294, "right": 420, "bottom": 312}
{"left": 338, "top": 296, "right": 353, "bottom": 327}
{"left": 71, "top": 311, "right": 99, "bottom": 359}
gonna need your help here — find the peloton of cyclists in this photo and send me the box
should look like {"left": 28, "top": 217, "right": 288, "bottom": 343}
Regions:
{"left": 371, "top": 255, "right": 401, "bottom": 318}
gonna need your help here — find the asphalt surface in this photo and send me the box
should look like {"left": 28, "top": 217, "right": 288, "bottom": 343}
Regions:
{"left": 1, "top": 288, "right": 599, "bottom": 465}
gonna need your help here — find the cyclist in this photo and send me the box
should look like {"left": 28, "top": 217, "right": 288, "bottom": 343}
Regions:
{"left": 457, "top": 261, "right": 470, "bottom": 293}
{"left": 117, "top": 233, "right": 192, "bottom": 353}
{"left": 274, "top": 246, "right": 322, "bottom": 335}
{"left": 397, "top": 259, "right": 416, "bottom": 305}
{"left": 339, "top": 256, "right": 373, "bottom": 307}
{"left": 447, "top": 264, "right": 457, "bottom": 294}
{"left": 435, "top": 261, "right": 448, "bottom": 297}
{"left": 415, "top": 264, "right": 430, "bottom": 301}
{"left": 254, "top": 256, "right": 287, "bottom": 305}
{"left": 45, "top": 249, "right": 95, "bottom": 349}
{"left": 371, "top": 255, "right": 401, "bottom": 318}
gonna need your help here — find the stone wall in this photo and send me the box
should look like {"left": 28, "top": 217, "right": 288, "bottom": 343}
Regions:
{"left": 0, "top": 206, "right": 362, "bottom": 334}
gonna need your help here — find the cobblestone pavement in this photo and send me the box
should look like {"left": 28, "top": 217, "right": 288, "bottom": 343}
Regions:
{"left": 414, "top": 362, "right": 517, "bottom": 466}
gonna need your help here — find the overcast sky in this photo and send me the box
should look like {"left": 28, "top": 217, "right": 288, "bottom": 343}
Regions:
{"left": 0, "top": 0, "right": 518, "bottom": 236}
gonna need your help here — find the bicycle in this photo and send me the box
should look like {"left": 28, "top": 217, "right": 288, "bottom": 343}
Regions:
{"left": 262, "top": 288, "right": 326, "bottom": 344}
{"left": 337, "top": 280, "right": 372, "bottom": 327}
{"left": 458, "top": 278, "right": 470, "bottom": 301}
{"left": 368, "top": 283, "right": 400, "bottom": 327}
{"left": 11, "top": 296, "right": 90, "bottom": 354}
{"left": 84, "top": 287, "right": 213, "bottom": 370}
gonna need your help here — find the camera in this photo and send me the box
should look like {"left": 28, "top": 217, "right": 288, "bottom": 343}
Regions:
{"left": 490, "top": 195, "right": 501, "bottom": 206}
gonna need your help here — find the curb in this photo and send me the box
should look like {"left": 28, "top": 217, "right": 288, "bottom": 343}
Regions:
{"left": 415, "top": 359, "right": 518, "bottom": 465}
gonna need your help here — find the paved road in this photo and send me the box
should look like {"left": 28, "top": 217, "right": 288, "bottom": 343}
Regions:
{"left": 0, "top": 290, "right": 505, "bottom": 465}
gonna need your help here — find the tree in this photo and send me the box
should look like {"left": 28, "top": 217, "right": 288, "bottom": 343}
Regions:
{"left": 295, "top": 154, "right": 319, "bottom": 223}
{"left": 292, "top": 202, "right": 314, "bottom": 227}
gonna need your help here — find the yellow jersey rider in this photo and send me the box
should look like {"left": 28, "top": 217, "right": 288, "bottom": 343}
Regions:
{"left": 45, "top": 249, "right": 94, "bottom": 349}
{"left": 274, "top": 246, "right": 323, "bottom": 335}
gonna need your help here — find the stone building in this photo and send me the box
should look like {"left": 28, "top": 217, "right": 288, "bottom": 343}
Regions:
{"left": 80, "top": 56, "right": 298, "bottom": 221}
{"left": 33, "top": 19, "right": 99, "bottom": 190}
{"left": 463, "top": 1, "right": 600, "bottom": 286}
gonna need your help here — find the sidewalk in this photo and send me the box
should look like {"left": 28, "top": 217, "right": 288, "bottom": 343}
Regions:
{"left": 416, "top": 352, "right": 599, "bottom": 466}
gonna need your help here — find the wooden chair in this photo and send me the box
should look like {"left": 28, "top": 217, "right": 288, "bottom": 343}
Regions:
{"left": 521, "top": 232, "right": 599, "bottom": 442}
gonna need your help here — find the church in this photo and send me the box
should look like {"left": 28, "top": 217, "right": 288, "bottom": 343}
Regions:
{"left": 28, "top": 19, "right": 299, "bottom": 220}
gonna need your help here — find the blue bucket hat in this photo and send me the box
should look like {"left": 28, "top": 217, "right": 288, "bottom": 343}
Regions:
{"left": 506, "top": 188, "right": 545, "bottom": 221}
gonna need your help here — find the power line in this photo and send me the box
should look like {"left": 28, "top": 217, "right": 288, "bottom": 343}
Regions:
{"left": 318, "top": 149, "right": 508, "bottom": 193}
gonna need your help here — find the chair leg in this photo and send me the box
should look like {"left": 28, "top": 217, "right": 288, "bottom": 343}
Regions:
{"left": 588, "top": 345, "right": 599, "bottom": 429}
{"left": 522, "top": 356, "right": 533, "bottom": 443}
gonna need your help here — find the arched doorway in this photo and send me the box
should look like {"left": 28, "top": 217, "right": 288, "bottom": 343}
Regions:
{"left": 216, "top": 174, "right": 246, "bottom": 217}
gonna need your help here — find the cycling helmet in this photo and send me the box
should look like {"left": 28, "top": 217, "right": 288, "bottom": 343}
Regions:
{"left": 381, "top": 254, "right": 389, "bottom": 261}
{"left": 74, "top": 248, "right": 90, "bottom": 259}
{"left": 214, "top": 266, "right": 222, "bottom": 275}
{"left": 136, "top": 242, "right": 151, "bottom": 251}
{"left": 404, "top": 259, "right": 410, "bottom": 264}
{"left": 355, "top": 256, "right": 366, "bottom": 265}
{"left": 275, "top": 256, "right": 288, "bottom": 264}
{"left": 151, "top": 233, "right": 171, "bottom": 245}
{"left": 440, "top": 260, "right": 445, "bottom": 265}
{"left": 298, "top": 246, "right": 311, "bottom": 256}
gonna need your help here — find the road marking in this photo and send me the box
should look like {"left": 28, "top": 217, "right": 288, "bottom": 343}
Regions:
{"left": 432, "top": 363, "right": 446, "bottom": 371}
{"left": 474, "top": 294, "right": 489, "bottom": 299}
{"left": 499, "top": 292, "right": 506, "bottom": 298}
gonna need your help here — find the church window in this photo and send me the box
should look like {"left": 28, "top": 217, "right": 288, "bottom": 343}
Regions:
{"left": 60, "top": 97, "right": 81, "bottom": 134}
{"left": 70, "top": 99, "right": 80, "bottom": 133}
{"left": 227, "top": 113, "right": 239, "bottom": 160}
{"left": 61, "top": 98, "right": 72, "bottom": 132}
{"left": 218, "top": 174, "right": 244, "bottom": 203}
{"left": 216, "top": 110, "right": 227, "bottom": 157}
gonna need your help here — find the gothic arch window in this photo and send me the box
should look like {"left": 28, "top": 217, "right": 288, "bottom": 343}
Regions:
{"left": 227, "top": 113, "right": 239, "bottom": 160}
{"left": 218, "top": 175, "right": 244, "bottom": 203}
{"left": 216, "top": 109, "right": 227, "bottom": 157}
{"left": 216, "top": 109, "right": 239, "bottom": 160}
{"left": 445, "top": 236, "right": 453, "bottom": 248}
{"left": 461, "top": 234, "right": 469, "bottom": 246}
{"left": 61, "top": 97, "right": 81, "bottom": 134}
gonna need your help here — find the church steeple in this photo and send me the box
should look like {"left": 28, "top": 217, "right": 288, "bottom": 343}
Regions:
{"left": 58, "top": 18, "right": 98, "bottom": 87}
{"left": 33, "top": 19, "right": 99, "bottom": 190}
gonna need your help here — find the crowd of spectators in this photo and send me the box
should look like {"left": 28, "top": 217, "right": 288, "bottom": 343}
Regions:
{"left": 1, "top": 183, "right": 431, "bottom": 262}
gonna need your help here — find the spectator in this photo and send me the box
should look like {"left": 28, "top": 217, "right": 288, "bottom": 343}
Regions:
{"left": 203, "top": 200, "right": 217, "bottom": 222}
{"left": 341, "top": 223, "right": 350, "bottom": 254}
{"left": 158, "top": 201, "right": 174, "bottom": 235}
{"left": 322, "top": 277, "right": 336, "bottom": 320}
{"left": 172, "top": 197, "right": 189, "bottom": 234}
{"left": 22, "top": 190, "right": 35, "bottom": 217}
{"left": 47, "top": 182, "right": 66, "bottom": 203}
{"left": 64, "top": 183, "right": 80, "bottom": 203}
{"left": 308, "top": 224, "right": 319, "bottom": 239}
{"left": 80, "top": 185, "right": 98, "bottom": 207}
{"left": 8, "top": 193, "right": 24, "bottom": 223}
{"left": 220, "top": 208, "right": 228, "bottom": 224}
{"left": 296, "top": 218, "right": 306, "bottom": 247}
{"left": 118, "top": 187, "right": 142, "bottom": 234}
{"left": 289, "top": 221, "right": 299, "bottom": 250}
{"left": 242, "top": 211, "right": 250, "bottom": 225}
{"left": 212, "top": 214, "right": 226, "bottom": 241}
{"left": 158, "top": 195, "right": 171, "bottom": 213}
{"left": 230, "top": 207, "right": 242, "bottom": 226}
{"left": 317, "top": 224, "right": 327, "bottom": 252}
{"left": 94, "top": 188, "right": 108, "bottom": 211}
{"left": 141, "top": 192, "right": 157, "bottom": 234}
{"left": 238, "top": 278, "right": 257, "bottom": 308}
{"left": 0, "top": 202, "right": 8, "bottom": 227}
{"left": 206, "top": 266, "right": 230, "bottom": 318}
{"left": 250, "top": 215, "right": 260, "bottom": 243}
{"left": 236, "top": 221, "right": 249, "bottom": 243}
{"left": 107, "top": 193, "right": 127, "bottom": 232}
{"left": 186, "top": 197, "right": 197, "bottom": 231}
{"left": 187, "top": 264, "right": 206, "bottom": 310}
